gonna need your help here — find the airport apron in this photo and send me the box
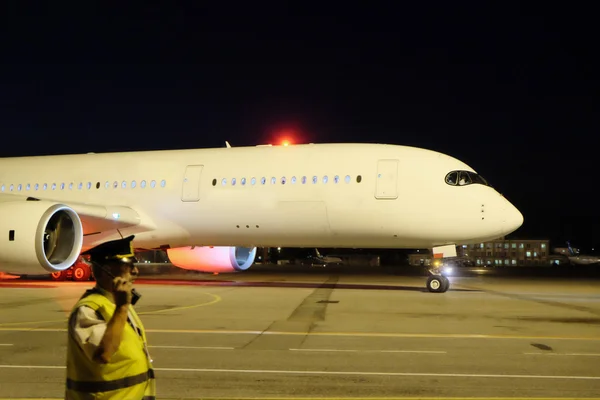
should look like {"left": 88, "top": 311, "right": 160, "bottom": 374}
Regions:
{"left": 66, "top": 289, "right": 156, "bottom": 400}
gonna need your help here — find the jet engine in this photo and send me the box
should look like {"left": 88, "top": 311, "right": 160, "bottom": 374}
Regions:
{"left": 0, "top": 201, "right": 84, "bottom": 274}
{"left": 167, "top": 246, "right": 257, "bottom": 273}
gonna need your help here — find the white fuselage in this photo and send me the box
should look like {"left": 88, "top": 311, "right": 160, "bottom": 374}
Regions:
{"left": 0, "top": 143, "right": 523, "bottom": 251}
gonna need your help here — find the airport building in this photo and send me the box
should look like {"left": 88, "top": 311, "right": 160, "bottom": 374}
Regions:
{"left": 408, "top": 238, "right": 551, "bottom": 267}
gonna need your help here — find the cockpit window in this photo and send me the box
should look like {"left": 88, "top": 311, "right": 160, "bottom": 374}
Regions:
{"left": 445, "top": 170, "right": 490, "bottom": 187}
{"left": 445, "top": 171, "right": 458, "bottom": 185}
{"left": 458, "top": 171, "right": 472, "bottom": 186}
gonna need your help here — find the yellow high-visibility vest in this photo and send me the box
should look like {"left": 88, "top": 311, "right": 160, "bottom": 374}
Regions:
{"left": 66, "top": 288, "right": 156, "bottom": 399}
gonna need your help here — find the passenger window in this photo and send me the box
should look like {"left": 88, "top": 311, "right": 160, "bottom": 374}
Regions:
{"left": 312, "top": 176, "right": 318, "bottom": 184}
{"left": 334, "top": 175, "right": 339, "bottom": 184}
{"left": 241, "top": 178, "right": 246, "bottom": 186}
{"left": 231, "top": 178, "right": 236, "bottom": 186}
{"left": 261, "top": 177, "right": 266, "bottom": 185}
{"left": 301, "top": 176, "right": 307, "bottom": 184}
{"left": 345, "top": 175, "right": 351, "bottom": 184}
{"left": 251, "top": 177, "right": 256, "bottom": 185}
{"left": 271, "top": 177, "right": 276, "bottom": 185}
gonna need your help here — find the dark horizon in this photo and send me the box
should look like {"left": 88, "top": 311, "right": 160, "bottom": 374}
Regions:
{"left": 1, "top": 3, "right": 598, "bottom": 250}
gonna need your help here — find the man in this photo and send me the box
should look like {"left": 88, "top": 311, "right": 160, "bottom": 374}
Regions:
{"left": 65, "top": 235, "right": 156, "bottom": 399}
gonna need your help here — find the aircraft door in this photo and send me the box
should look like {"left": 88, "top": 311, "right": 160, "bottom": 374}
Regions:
{"left": 375, "top": 159, "right": 398, "bottom": 199}
{"left": 181, "top": 165, "right": 204, "bottom": 202}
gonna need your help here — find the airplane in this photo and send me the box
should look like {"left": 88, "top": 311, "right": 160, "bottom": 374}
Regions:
{"left": 553, "top": 241, "right": 600, "bottom": 266}
{"left": 0, "top": 143, "right": 523, "bottom": 293}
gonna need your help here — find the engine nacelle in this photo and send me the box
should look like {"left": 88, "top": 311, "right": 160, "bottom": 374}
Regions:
{"left": 167, "top": 246, "right": 257, "bottom": 273}
{"left": 0, "top": 201, "right": 84, "bottom": 274}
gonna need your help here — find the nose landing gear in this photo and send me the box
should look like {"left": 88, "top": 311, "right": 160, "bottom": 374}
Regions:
{"left": 426, "top": 274, "right": 450, "bottom": 293}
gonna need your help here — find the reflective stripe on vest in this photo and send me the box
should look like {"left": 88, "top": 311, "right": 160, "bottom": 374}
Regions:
{"left": 66, "top": 289, "right": 155, "bottom": 399}
{"left": 66, "top": 369, "right": 155, "bottom": 393}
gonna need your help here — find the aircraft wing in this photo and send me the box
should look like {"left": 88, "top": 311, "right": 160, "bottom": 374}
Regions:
{"left": 0, "top": 193, "right": 144, "bottom": 236}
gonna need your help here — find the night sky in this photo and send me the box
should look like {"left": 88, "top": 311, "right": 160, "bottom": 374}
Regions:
{"left": 1, "top": 3, "right": 598, "bottom": 251}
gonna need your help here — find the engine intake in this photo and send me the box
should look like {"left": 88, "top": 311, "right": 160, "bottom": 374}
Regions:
{"left": 0, "top": 201, "right": 84, "bottom": 274}
{"left": 167, "top": 246, "right": 257, "bottom": 273}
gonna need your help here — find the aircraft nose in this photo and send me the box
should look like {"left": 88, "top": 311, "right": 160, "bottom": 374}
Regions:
{"left": 503, "top": 200, "right": 524, "bottom": 235}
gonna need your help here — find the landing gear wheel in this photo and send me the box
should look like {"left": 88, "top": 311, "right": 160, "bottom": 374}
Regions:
{"left": 73, "top": 264, "right": 91, "bottom": 282}
{"left": 441, "top": 276, "right": 450, "bottom": 292}
{"left": 426, "top": 275, "right": 450, "bottom": 293}
{"left": 51, "top": 270, "right": 67, "bottom": 281}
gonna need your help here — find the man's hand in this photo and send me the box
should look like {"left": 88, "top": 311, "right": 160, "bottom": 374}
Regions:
{"left": 112, "top": 277, "right": 132, "bottom": 308}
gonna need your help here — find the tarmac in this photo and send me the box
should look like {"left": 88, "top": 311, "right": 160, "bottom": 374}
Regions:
{"left": 0, "top": 264, "right": 599, "bottom": 399}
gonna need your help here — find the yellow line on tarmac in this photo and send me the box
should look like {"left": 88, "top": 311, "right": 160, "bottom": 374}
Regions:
{"left": 137, "top": 292, "right": 221, "bottom": 315}
{"left": 0, "top": 292, "right": 220, "bottom": 328}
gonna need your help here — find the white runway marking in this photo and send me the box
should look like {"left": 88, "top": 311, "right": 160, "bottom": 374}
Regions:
{"left": 290, "top": 348, "right": 446, "bottom": 354}
{"left": 1, "top": 365, "right": 599, "bottom": 380}
{"left": 1, "top": 327, "right": 599, "bottom": 341}
{"left": 524, "top": 352, "right": 600, "bottom": 357}
{"left": 149, "top": 345, "right": 234, "bottom": 350}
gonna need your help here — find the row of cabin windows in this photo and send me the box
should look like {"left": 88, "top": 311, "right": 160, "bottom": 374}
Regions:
{"left": 0, "top": 180, "right": 167, "bottom": 192}
{"left": 212, "top": 174, "right": 363, "bottom": 187}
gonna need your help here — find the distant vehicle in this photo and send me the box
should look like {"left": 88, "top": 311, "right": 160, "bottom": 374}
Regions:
{"left": 289, "top": 248, "right": 343, "bottom": 268}
{"left": 553, "top": 242, "right": 600, "bottom": 266}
